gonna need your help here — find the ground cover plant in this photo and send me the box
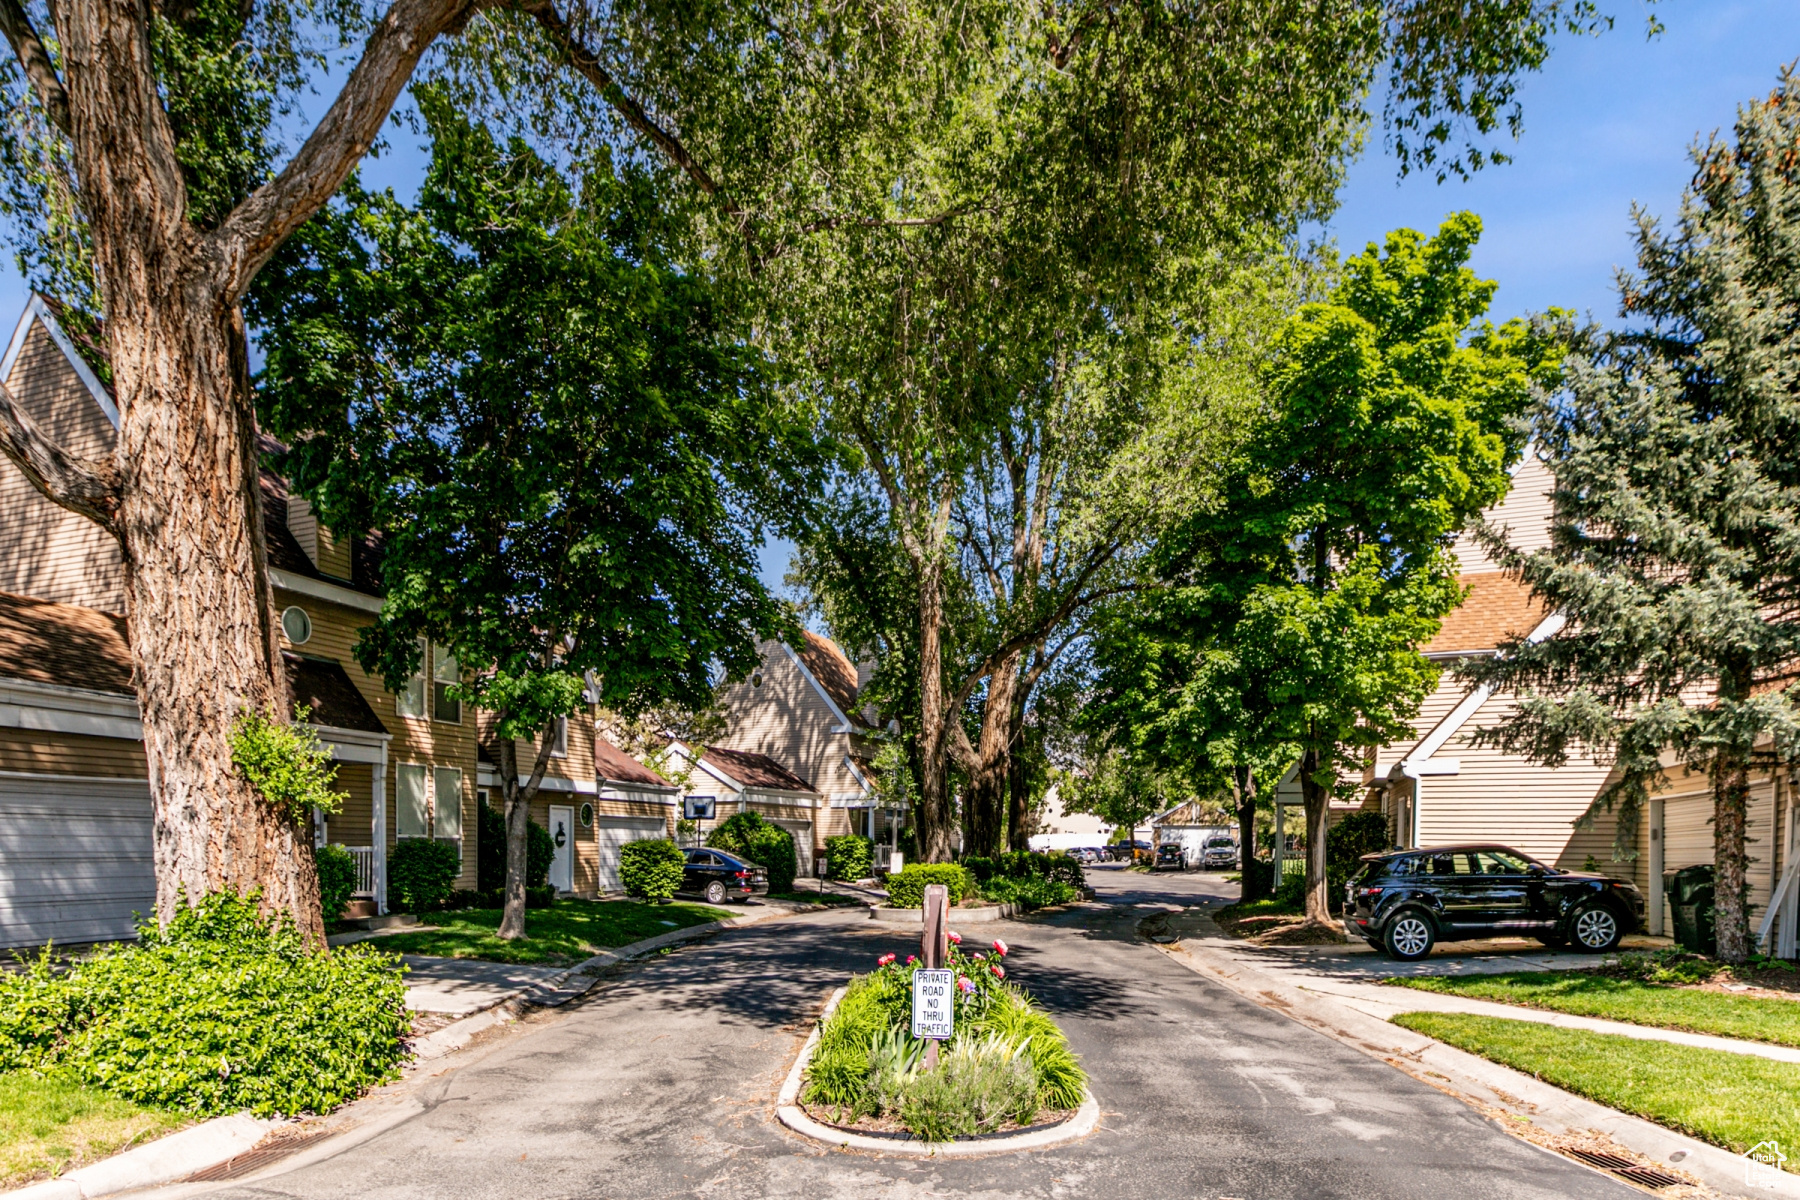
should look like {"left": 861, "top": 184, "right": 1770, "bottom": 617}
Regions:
{"left": 0, "top": 1073, "right": 189, "bottom": 1188}
{"left": 1390, "top": 964, "right": 1800, "bottom": 1047}
{"left": 0, "top": 893, "right": 408, "bottom": 1118}
{"left": 1394, "top": 1012, "right": 1800, "bottom": 1167}
{"left": 801, "top": 936, "right": 1086, "bottom": 1140}
{"left": 375, "top": 897, "right": 727, "bottom": 965}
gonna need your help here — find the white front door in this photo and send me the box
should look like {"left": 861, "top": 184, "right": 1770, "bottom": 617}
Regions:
{"left": 548, "top": 805, "right": 575, "bottom": 892}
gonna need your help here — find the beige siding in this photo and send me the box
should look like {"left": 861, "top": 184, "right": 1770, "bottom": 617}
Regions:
{"left": 284, "top": 495, "right": 352, "bottom": 580}
{"left": 1452, "top": 454, "right": 1554, "bottom": 574}
{"left": 0, "top": 727, "right": 145, "bottom": 778}
{"left": 324, "top": 762, "right": 374, "bottom": 847}
{"left": 0, "top": 323, "right": 125, "bottom": 611}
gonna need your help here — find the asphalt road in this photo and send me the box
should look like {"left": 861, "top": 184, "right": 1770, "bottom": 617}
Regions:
{"left": 194, "top": 870, "right": 1635, "bottom": 1200}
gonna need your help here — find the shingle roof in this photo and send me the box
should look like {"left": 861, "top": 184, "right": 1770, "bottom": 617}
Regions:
{"left": 794, "top": 630, "right": 870, "bottom": 727}
{"left": 0, "top": 590, "right": 132, "bottom": 694}
{"left": 595, "top": 734, "right": 672, "bottom": 788}
{"left": 285, "top": 652, "right": 388, "bottom": 735}
{"left": 700, "top": 745, "right": 816, "bottom": 793}
{"left": 1425, "top": 573, "right": 1549, "bottom": 656}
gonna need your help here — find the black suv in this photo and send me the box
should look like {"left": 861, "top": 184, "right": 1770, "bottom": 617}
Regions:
{"left": 1345, "top": 845, "right": 1645, "bottom": 961}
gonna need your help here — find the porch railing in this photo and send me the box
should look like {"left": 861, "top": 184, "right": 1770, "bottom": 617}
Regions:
{"left": 342, "top": 845, "right": 379, "bottom": 896}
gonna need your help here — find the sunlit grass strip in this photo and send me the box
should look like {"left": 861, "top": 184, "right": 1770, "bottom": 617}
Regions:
{"left": 0, "top": 1072, "right": 187, "bottom": 1187}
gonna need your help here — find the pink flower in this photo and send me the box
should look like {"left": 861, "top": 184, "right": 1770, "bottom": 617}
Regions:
{"left": 878, "top": 953, "right": 896, "bottom": 967}
{"left": 957, "top": 975, "right": 976, "bottom": 994}
{"left": 990, "top": 964, "right": 1005, "bottom": 979}
{"left": 947, "top": 931, "right": 962, "bottom": 945}
{"left": 992, "top": 939, "right": 1008, "bottom": 957}
{"left": 906, "top": 955, "right": 917, "bottom": 965}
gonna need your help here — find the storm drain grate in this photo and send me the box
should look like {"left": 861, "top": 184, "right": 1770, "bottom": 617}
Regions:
{"left": 1567, "top": 1148, "right": 1686, "bottom": 1190}
{"left": 184, "top": 1127, "right": 337, "bottom": 1182}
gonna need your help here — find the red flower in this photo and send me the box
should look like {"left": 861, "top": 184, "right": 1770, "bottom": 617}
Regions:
{"left": 990, "top": 964, "right": 1005, "bottom": 979}
{"left": 906, "top": 955, "right": 918, "bottom": 965}
{"left": 947, "top": 931, "right": 962, "bottom": 945}
{"left": 957, "top": 975, "right": 976, "bottom": 994}
{"left": 992, "top": 938, "right": 1008, "bottom": 957}
{"left": 878, "top": 953, "right": 896, "bottom": 967}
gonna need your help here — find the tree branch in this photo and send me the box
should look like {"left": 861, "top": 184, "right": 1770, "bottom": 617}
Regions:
{"left": 207, "top": 0, "right": 481, "bottom": 301}
{"left": 0, "top": 0, "right": 69, "bottom": 133}
{"left": 0, "top": 376, "right": 122, "bottom": 534}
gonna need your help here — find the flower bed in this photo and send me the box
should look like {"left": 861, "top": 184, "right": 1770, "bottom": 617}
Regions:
{"left": 800, "top": 935, "right": 1087, "bottom": 1141}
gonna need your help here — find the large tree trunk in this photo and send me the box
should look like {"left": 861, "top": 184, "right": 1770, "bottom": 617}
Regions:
{"left": 1298, "top": 745, "right": 1335, "bottom": 927}
{"left": 914, "top": 558, "right": 957, "bottom": 862}
{"left": 963, "top": 647, "right": 1019, "bottom": 857}
{"left": 495, "top": 717, "right": 559, "bottom": 939}
{"left": 1712, "top": 750, "right": 1752, "bottom": 964}
{"left": 1234, "top": 765, "right": 1262, "bottom": 901}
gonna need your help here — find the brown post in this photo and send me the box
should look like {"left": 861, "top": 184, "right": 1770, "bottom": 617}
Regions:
{"left": 921, "top": 883, "right": 948, "bottom": 1068}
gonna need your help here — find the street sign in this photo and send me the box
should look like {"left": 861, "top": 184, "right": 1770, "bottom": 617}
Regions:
{"left": 683, "top": 795, "right": 716, "bottom": 820}
{"left": 911, "top": 968, "right": 954, "bottom": 1040}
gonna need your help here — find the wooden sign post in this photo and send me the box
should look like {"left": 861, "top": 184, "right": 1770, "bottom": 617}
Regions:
{"left": 920, "top": 883, "right": 950, "bottom": 1068}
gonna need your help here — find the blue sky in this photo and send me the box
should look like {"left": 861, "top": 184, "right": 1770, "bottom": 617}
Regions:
{"left": 3, "top": 2, "right": 1795, "bottom": 591}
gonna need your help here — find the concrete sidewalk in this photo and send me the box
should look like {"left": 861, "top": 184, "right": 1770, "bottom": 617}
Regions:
{"left": 401, "top": 956, "right": 583, "bottom": 1015}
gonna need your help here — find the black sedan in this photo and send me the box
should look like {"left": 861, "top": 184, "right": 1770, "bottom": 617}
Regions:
{"left": 1345, "top": 845, "right": 1645, "bottom": 961}
{"left": 678, "top": 848, "right": 769, "bottom": 905}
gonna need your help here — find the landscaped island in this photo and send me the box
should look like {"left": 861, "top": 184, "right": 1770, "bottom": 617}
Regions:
{"left": 801, "top": 937, "right": 1087, "bottom": 1141}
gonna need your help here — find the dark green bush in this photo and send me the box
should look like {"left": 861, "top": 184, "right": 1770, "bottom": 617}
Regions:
{"left": 978, "top": 875, "right": 1078, "bottom": 908}
{"left": 620, "top": 838, "right": 685, "bottom": 901}
{"left": 1326, "top": 810, "right": 1392, "bottom": 909}
{"left": 476, "top": 797, "right": 556, "bottom": 892}
{"left": 0, "top": 892, "right": 408, "bottom": 1116}
{"left": 387, "top": 837, "right": 461, "bottom": 913}
{"left": 825, "top": 834, "right": 875, "bottom": 881}
{"left": 708, "top": 812, "right": 798, "bottom": 893}
{"left": 314, "top": 843, "right": 359, "bottom": 921}
{"left": 963, "top": 851, "right": 1084, "bottom": 891}
{"left": 885, "top": 863, "right": 978, "bottom": 907}
{"left": 1239, "top": 855, "right": 1273, "bottom": 900}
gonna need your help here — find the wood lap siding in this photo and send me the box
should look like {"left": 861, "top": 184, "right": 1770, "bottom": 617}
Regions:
{"left": 0, "top": 324, "right": 125, "bottom": 611}
{"left": 1450, "top": 456, "right": 1555, "bottom": 575}
{"left": 0, "top": 727, "right": 146, "bottom": 778}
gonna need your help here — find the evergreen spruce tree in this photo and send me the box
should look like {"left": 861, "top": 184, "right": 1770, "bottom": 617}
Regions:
{"left": 1464, "top": 69, "right": 1800, "bottom": 964}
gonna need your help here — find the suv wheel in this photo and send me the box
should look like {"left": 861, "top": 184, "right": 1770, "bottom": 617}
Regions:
{"left": 1383, "top": 911, "right": 1435, "bottom": 961}
{"left": 704, "top": 880, "right": 728, "bottom": 905}
{"left": 1571, "top": 904, "right": 1622, "bottom": 952}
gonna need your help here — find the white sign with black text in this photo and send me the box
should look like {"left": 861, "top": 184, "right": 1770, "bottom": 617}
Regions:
{"left": 910, "top": 968, "right": 954, "bottom": 1040}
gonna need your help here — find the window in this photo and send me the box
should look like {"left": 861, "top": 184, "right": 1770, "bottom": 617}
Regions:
{"left": 397, "top": 764, "right": 428, "bottom": 837}
{"left": 432, "top": 643, "right": 460, "bottom": 723}
{"left": 280, "top": 606, "right": 312, "bottom": 645}
{"left": 1478, "top": 850, "right": 1532, "bottom": 875}
{"left": 551, "top": 716, "right": 568, "bottom": 758}
{"left": 396, "top": 640, "right": 426, "bottom": 719}
{"left": 1429, "top": 852, "right": 1479, "bottom": 876}
{"left": 434, "top": 767, "right": 464, "bottom": 839}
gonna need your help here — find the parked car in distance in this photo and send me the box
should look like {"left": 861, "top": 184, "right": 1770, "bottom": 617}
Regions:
{"left": 1345, "top": 845, "right": 1645, "bottom": 961}
{"left": 1066, "top": 847, "right": 1105, "bottom": 865}
{"left": 1106, "top": 839, "right": 1152, "bottom": 861}
{"left": 678, "top": 848, "right": 769, "bottom": 905}
{"left": 1155, "top": 843, "right": 1188, "bottom": 871}
{"left": 1200, "top": 836, "right": 1239, "bottom": 870}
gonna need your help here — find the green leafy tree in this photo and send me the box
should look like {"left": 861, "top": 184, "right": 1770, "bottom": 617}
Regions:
{"left": 1089, "top": 215, "right": 1564, "bottom": 924}
{"left": 251, "top": 102, "right": 821, "bottom": 938}
{"left": 1462, "top": 70, "right": 1800, "bottom": 963}
{"left": 1061, "top": 748, "right": 1175, "bottom": 860}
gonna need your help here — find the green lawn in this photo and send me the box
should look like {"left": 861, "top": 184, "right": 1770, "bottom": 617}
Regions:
{"left": 375, "top": 898, "right": 731, "bottom": 964}
{"left": 1393, "top": 1013, "right": 1800, "bottom": 1168}
{"left": 1389, "top": 971, "right": 1800, "bottom": 1047}
{"left": 0, "top": 1073, "right": 187, "bottom": 1187}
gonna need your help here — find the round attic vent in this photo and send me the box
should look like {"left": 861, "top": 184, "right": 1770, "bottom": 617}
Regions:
{"left": 281, "top": 606, "right": 312, "bottom": 645}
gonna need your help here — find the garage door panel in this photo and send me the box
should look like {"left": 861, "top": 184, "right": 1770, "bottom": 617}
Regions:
{"left": 0, "top": 777, "right": 154, "bottom": 948}
{"left": 594, "top": 817, "right": 668, "bottom": 893}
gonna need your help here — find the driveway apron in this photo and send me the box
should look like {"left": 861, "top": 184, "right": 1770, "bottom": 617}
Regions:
{"left": 196, "top": 896, "right": 1634, "bottom": 1200}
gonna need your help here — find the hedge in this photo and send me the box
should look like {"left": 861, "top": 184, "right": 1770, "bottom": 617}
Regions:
{"left": 825, "top": 834, "right": 875, "bottom": 881}
{"left": 314, "top": 843, "right": 359, "bottom": 921}
{"left": 387, "top": 837, "right": 461, "bottom": 913}
{"left": 0, "top": 892, "right": 409, "bottom": 1116}
{"left": 962, "top": 851, "right": 1084, "bottom": 890}
{"left": 475, "top": 796, "right": 556, "bottom": 892}
{"left": 884, "top": 863, "right": 978, "bottom": 908}
{"left": 620, "top": 838, "right": 685, "bottom": 901}
{"left": 707, "top": 812, "right": 798, "bottom": 893}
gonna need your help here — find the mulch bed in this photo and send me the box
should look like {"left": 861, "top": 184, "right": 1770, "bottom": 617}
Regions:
{"left": 1211, "top": 909, "right": 1350, "bottom": 946}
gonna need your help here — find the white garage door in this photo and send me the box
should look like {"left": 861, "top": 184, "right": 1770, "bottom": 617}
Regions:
{"left": 595, "top": 817, "right": 669, "bottom": 893}
{"left": 773, "top": 819, "right": 814, "bottom": 878}
{"left": 0, "top": 775, "right": 154, "bottom": 948}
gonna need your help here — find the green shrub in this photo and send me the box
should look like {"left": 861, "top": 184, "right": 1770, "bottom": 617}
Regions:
{"left": 978, "top": 875, "right": 1078, "bottom": 909}
{"left": 1327, "top": 811, "right": 1390, "bottom": 900}
{"left": 619, "top": 838, "right": 685, "bottom": 901}
{"left": 1239, "top": 855, "right": 1273, "bottom": 900}
{"left": 803, "top": 971, "right": 905, "bottom": 1112}
{"left": 825, "top": 834, "right": 875, "bottom": 881}
{"left": 387, "top": 838, "right": 461, "bottom": 913}
{"left": 895, "top": 1035, "right": 1038, "bottom": 1140}
{"left": 0, "top": 892, "right": 408, "bottom": 1117}
{"left": 964, "top": 851, "right": 1085, "bottom": 891}
{"left": 707, "top": 812, "right": 798, "bottom": 893}
{"left": 314, "top": 844, "right": 359, "bottom": 921}
{"left": 476, "top": 797, "right": 557, "bottom": 892}
{"left": 229, "top": 707, "right": 345, "bottom": 825}
{"left": 885, "top": 863, "right": 978, "bottom": 908}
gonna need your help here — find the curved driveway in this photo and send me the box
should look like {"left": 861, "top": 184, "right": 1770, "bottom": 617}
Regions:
{"left": 196, "top": 872, "right": 1633, "bottom": 1200}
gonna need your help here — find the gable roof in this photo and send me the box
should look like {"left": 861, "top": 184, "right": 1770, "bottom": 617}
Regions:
{"left": 789, "top": 630, "right": 872, "bottom": 730}
{"left": 594, "top": 734, "right": 674, "bottom": 788}
{"left": 1424, "top": 573, "right": 1548, "bottom": 657}
{"left": 699, "top": 745, "right": 816, "bottom": 793}
{"left": 0, "top": 590, "right": 133, "bottom": 695}
{"left": 285, "top": 652, "right": 387, "bottom": 735}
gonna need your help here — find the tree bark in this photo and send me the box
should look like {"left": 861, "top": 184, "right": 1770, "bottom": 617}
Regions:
{"left": 1711, "top": 749, "right": 1752, "bottom": 964}
{"left": 914, "top": 555, "right": 957, "bottom": 862}
{"left": 495, "top": 714, "right": 559, "bottom": 939}
{"left": 963, "top": 646, "right": 1019, "bottom": 857}
{"left": 1298, "top": 744, "right": 1335, "bottom": 927}
{"left": 1234, "top": 764, "right": 1261, "bottom": 901}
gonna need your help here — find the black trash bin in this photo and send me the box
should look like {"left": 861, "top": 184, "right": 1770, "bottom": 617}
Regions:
{"left": 1664, "top": 864, "right": 1716, "bottom": 955}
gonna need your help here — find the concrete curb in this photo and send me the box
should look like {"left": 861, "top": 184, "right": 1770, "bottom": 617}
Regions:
{"left": 4, "top": 1114, "right": 271, "bottom": 1199}
{"left": 1158, "top": 914, "right": 1800, "bottom": 1200}
{"left": 773, "top": 986, "right": 1101, "bottom": 1157}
